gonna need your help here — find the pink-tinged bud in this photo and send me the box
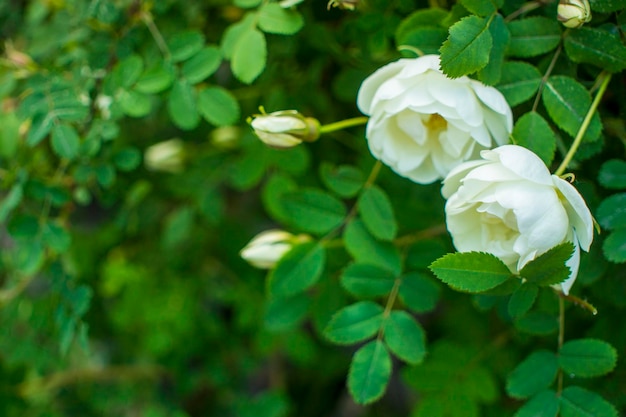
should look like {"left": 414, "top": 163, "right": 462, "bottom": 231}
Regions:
{"left": 557, "top": 0, "right": 592, "bottom": 29}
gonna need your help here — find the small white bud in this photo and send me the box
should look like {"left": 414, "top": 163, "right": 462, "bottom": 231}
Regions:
{"left": 558, "top": 0, "right": 592, "bottom": 29}
{"left": 240, "top": 229, "right": 310, "bottom": 269}
{"left": 144, "top": 139, "right": 185, "bottom": 173}
{"left": 249, "top": 109, "right": 320, "bottom": 149}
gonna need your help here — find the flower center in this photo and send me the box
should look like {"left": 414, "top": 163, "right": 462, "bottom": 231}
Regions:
{"left": 424, "top": 113, "right": 447, "bottom": 132}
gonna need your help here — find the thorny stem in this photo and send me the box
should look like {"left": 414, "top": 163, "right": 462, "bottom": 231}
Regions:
{"left": 141, "top": 12, "right": 170, "bottom": 60}
{"left": 395, "top": 224, "right": 448, "bottom": 247}
{"left": 319, "top": 117, "right": 369, "bottom": 134}
{"left": 377, "top": 278, "right": 402, "bottom": 340}
{"left": 505, "top": 1, "right": 542, "bottom": 22}
{"left": 532, "top": 44, "right": 562, "bottom": 113}
{"left": 557, "top": 296, "right": 565, "bottom": 395}
{"left": 555, "top": 71, "right": 612, "bottom": 176}
{"left": 18, "top": 365, "right": 166, "bottom": 398}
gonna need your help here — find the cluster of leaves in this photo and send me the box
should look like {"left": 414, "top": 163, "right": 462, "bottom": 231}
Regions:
{"left": 0, "top": 0, "right": 625, "bottom": 416}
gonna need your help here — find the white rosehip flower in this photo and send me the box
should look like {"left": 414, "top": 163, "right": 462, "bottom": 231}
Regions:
{"left": 442, "top": 145, "right": 594, "bottom": 295}
{"left": 558, "top": 0, "right": 592, "bottom": 28}
{"left": 144, "top": 139, "right": 185, "bottom": 173}
{"left": 357, "top": 55, "right": 513, "bottom": 184}
{"left": 240, "top": 229, "right": 310, "bottom": 269}
{"left": 249, "top": 109, "right": 320, "bottom": 149}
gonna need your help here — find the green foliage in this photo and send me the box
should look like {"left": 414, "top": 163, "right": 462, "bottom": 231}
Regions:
{"left": 558, "top": 338, "right": 618, "bottom": 378}
{"left": 1, "top": 0, "right": 625, "bottom": 415}
{"left": 348, "top": 340, "right": 392, "bottom": 405}
{"left": 512, "top": 111, "right": 556, "bottom": 166}
{"left": 268, "top": 241, "right": 326, "bottom": 297}
{"left": 429, "top": 252, "right": 513, "bottom": 293}
{"left": 506, "top": 350, "right": 558, "bottom": 399}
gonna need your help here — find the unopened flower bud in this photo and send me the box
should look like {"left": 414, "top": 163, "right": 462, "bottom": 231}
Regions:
{"left": 144, "top": 139, "right": 185, "bottom": 173}
{"left": 557, "top": 0, "right": 591, "bottom": 29}
{"left": 249, "top": 109, "right": 320, "bottom": 149}
{"left": 327, "top": 0, "right": 358, "bottom": 10}
{"left": 240, "top": 229, "right": 310, "bottom": 269}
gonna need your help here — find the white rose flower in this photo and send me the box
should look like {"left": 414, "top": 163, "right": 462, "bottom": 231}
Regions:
{"left": 357, "top": 55, "right": 513, "bottom": 184}
{"left": 442, "top": 145, "right": 594, "bottom": 294}
{"left": 240, "top": 229, "right": 310, "bottom": 269}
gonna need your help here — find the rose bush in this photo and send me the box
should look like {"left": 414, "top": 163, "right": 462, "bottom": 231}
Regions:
{"left": 357, "top": 54, "right": 513, "bottom": 184}
{"left": 441, "top": 145, "right": 594, "bottom": 294}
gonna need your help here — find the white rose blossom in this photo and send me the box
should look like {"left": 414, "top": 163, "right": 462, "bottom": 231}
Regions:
{"left": 442, "top": 145, "right": 594, "bottom": 295}
{"left": 240, "top": 229, "right": 310, "bottom": 269}
{"left": 357, "top": 55, "right": 513, "bottom": 184}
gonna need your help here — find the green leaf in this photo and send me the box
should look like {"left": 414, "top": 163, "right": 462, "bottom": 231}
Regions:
{"left": 459, "top": 0, "right": 498, "bottom": 16}
{"left": 51, "top": 123, "right": 80, "bottom": 160}
{"left": 344, "top": 219, "right": 402, "bottom": 275}
{"left": 262, "top": 173, "right": 297, "bottom": 223}
{"left": 477, "top": 14, "right": 509, "bottom": 85}
{"left": 324, "top": 301, "right": 384, "bottom": 345}
{"left": 340, "top": 263, "right": 396, "bottom": 298}
{"left": 167, "top": 30, "right": 205, "bottom": 63}
{"left": 513, "top": 390, "right": 559, "bottom": 417}
{"left": 96, "top": 164, "right": 116, "bottom": 188}
{"left": 15, "top": 240, "right": 45, "bottom": 275}
{"left": 598, "top": 159, "right": 626, "bottom": 189}
{"left": 0, "top": 183, "right": 23, "bottom": 223}
{"left": 564, "top": 27, "right": 626, "bottom": 73}
{"left": 383, "top": 310, "right": 426, "bottom": 365}
{"left": 589, "top": 0, "right": 626, "bottom": 12}
{"left": 440, "top": 15, "right": 493, "bottom": 78}
{"left": 515, "top": 311, "right": 558, "bottom": 335}
{"left": 395, "top": 9, "right": 448, "bottom": 54}
{"left": 197, "top": 86, "right": 240, "bottom": 126}
{"left": 348, "top": 340, "right": 392, "bottom": 405}
{"left": 231, "top": 27, "right": 267, "bottom": 84}
{"left": 257, "top": 3, "right": 304, "bottom": 35}
{"left": 507, "top": 17, "right": 561, "bottom": 58}
{"left": 542, "top": 76, "right": 602, "bottom": 142}
{"left": 398, "top": 272, "right": 440, "bottom": 313}
{"left": 597, "top": 193, "right": 626, "bottom": 229}
{"left": 319, "top": 163, "right": 364, "bottom": 198}
{"left": 182, "top": 46, "right": 222, "bottom": 84}
{"left": 221, "top": 13, "right": 256, "bottom": 60}
{"left": 116, "top": 54, "right": 144, "bottom": 89}
{"left": 520, "top": 242, "right": 574, "bottom": 286}
{"left": 0, "top": 111, "right": 21, "bottom": 158}
{"left": 113, "top": 148, "right": 142, "bottom": 172}
{"left": 135, "top": 65, "right": 174, "bottom": 94}
{"left": 357, "top": 186, "right": 397, "bottom": 241}
{"left": 234, "top": 0, "right": 262, "bottom": 7}
{"left": 429, "top": 252, "right": 512, "bottom": 293}
{"left": 41, "top": 221, "right": 71, "bottom": 252}
{"left": 280, "top": 189, "right": 346, "bottom": 235}
{"left": 264, "top": 294, "right": 310, "bottom": 332}
{"left": 118, "top": 89, "right": 152, "bottom": 118}
{"left": 512, "top": 111, "right": 556, "bottom": 166}
{"left": 269, "top": 242, "right": 326, "bottom": 298}
{"left": 168, "top": 79, "right": 199, "bottom": 130}
{"left": 508, "top": 283, "right": 538, "bottom": 320}
{"left": 560, "top": 386, "right": 618, "bottom": 417}
{"left": 506, "top": 350, "right": 558, "bottom": 399}
{"left": 27, "top": 113, "right": 54, "bottom": 146}
{"left": 559, "top": 338, "right": 618, "bottom": 378}
{"left": 603, "top": 228, "right": 626, "bottom": 263}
